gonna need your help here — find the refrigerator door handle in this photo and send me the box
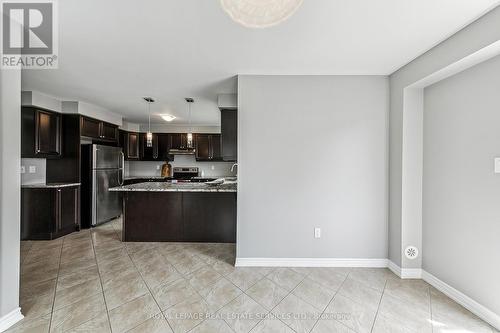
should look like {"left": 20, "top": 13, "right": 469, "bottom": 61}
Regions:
{"left": 119, "top": 151, "right": 125, "bottom": 186}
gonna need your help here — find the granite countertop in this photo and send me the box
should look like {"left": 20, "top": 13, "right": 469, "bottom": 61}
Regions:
{"left": 21, "top": 182, "right": 81, "bottom": 189}
{"left": 124, "top": 176, "right": 172, "bottom": 180}
{"left": 109, "top": 181, "right": 237, "bottom": 193}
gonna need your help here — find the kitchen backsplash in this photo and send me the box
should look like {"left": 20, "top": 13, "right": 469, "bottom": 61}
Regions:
{"left": 21, "top": 158, "right": 46, "bottom": 185}
{"left": 126, "top": 155, "right": 237, "bottom": 178}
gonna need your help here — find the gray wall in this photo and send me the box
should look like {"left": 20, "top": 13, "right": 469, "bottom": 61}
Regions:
{"left": 0, "top": 69, "right": 22, "bottom": 321}
{"left": 127, "top": 155, "right": 236, "bottom": 178}
{"left": 389, "top": 5, "right": 500, "bottom": 267}
{"left": 237, "top": 75, "right": 389, "bottom": 259}
{"left": 423, "top": 55, "right": 500, "bottom": 315}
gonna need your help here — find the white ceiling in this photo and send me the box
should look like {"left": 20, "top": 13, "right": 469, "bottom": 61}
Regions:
{"left": 21, "top": 0, "right": 500, "bottom": 125}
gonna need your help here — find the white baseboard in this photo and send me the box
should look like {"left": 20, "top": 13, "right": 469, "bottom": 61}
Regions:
{"left": 0, "top": 307, "right": 23, "bottom": 332}
{"left": 421, "top": 270, "right": 500, "bottom": 330}
{"left": 387, "top": 261, "right": 422, "bottom": 279}
{"left": 235, "top": 258, "right": 388, "bottom": 267}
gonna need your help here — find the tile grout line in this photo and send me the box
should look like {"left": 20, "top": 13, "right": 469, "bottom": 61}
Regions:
{"left": 257, "top": 268, "right": 312, "bottom": 333}
{"left": 164, "top": 247, "right": 238, "bottom": 333}
{"left": 369, "top": 278, "right": 388, "bottom": 333}
{"left": 123, "top": 242, "right": 178, "bottom": 333}
{"left": 47, "top": 238, "right": 65, "bottom": 332}
{"left": 180, "top": 248, "right": 244, "bottom": 333}
{"left": 90, "top": 228, "right": 115, "bottom": 333}
{"left": 309, "top": 269, "right": 350, "bottom": 333}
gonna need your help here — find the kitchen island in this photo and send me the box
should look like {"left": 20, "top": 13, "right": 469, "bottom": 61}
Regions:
{"left": 110, "top": 181, "right": 237, "bottom": 242}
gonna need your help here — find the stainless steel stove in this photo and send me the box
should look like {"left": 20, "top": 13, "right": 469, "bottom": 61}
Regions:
{"left": 172, "top": 167, "right": 199, "bottom": 180}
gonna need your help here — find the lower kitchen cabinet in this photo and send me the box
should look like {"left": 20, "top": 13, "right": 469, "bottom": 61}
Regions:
{"left": 122, "top": 191, "right": 236, "bottom": 242}
{"left": 21, "top": 185, "right": 80, "bottom": 240}
{"left": 183, "top": 192, "right": 236, "bottom": 242}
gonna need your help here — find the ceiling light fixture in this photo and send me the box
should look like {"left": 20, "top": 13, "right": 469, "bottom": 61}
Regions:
{"left": 185, "top": 98, "right": 194, "bottom": 149}
{"left": 160, "top": 114, "right": 176, "bottom": 122}
{"left": 143, "top": 97, "right": 155, "bottom": 147}
{"left": 220, "top": 0, "right": 303, "bottom": 28}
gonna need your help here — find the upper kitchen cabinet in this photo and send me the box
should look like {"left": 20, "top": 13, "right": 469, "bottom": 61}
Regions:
{"left": 100, "top": 122, "right": 119, "bottom": 141}
{"left": 169, "top": 133, "right": 190, "bottom": 150}
{"left": 157, "top": 134, "right": 173, "bottom": 160}
{"left": 138, "top": 133, "right": 172, "bottom": 161}
{"left": 120, "top": 130, "right": 140, "bottom": 160}
{"left": 22, "top": 107, "right": 61, "bottom": 158}
{"left": 195, "top": 134, "right": 222, "bottom": 161}
{"left": 80, "top": 116, "right": 100, "bottom": 138}
{"left": 140, "top": 133, "right": 159, "bottom": 160}
{"left": 221, "top": 109, "right": 237, "bottom": 161}
{"left": 80, "top": 116, "right": 118, "bottom": 142}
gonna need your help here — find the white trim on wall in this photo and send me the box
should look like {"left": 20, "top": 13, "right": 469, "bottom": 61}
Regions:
{"left": 387, "top": 260, "right": 422, "bottom": 279}
{"left": 0, "top": 308, "right": 23, "bottom": 332}
{"left": 422, "top": 271, "right": 500, "bottom": 330}
{"left": 235, "top": 258, "right": 388, "bottom": 268}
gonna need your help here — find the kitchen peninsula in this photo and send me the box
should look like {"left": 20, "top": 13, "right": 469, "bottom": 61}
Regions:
{"left": 110, "top": 180, "right": 237, "bottom": 243}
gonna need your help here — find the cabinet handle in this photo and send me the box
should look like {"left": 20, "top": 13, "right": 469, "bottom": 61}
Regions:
{"left": 74, "top": 189, "right": 78, "bottom": 228}
{"left": 57, "top": 189, "right": 62, "bottom": 230}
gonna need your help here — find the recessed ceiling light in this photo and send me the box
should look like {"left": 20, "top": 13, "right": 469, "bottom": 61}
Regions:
{"left": 160, "top": 114, "right": 176, "bottom": 122}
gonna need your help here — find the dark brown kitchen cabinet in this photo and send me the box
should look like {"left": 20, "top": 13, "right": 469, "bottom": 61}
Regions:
{"left": 183, "top": 192, "right": 236, "bottom": 243}
{"left": 80, "top": 117, "right": 101, "bottom": 138}
{"left": 100, "top": 122, "right": 118, "bottom": 141}
{"left": 122, "top": 191, "right": 236, "bottom": 243}
{"left": 195, "top": 134, "right": 222, "bottom": 161}
{"left": 157, "top": 134, "right": 173, "bottom": 160}
{"left": 124, "top": 132, "right": 140, "bottom": 160}
{"left": 22, "top": 107, "right": 61, "bottom": 158}
{"left": 221, "top": 109, "right": 237, "bottom": 161}
{"left": 169, "top": 133, "right": 191, "bottom": 150}
{"left": 21, "top": 185, "right": 80, "bottom": 240}
{"left": 80, "top": 116, "right": 118, "bottom": 142}
{"left": 140, "top": 133, "right": 159, "bottom": 160}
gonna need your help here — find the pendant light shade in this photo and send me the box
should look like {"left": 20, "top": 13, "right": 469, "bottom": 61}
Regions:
{"left": 146, "top": 123, "right": 153, "bottom": 147}
{"left": 220, "top": 0, "right": 303, "bottom": 28}
{"left": 185, "top": 98, "right": 194, "bottom": 149}
{"left": 143, "top": 97, "right": 155, "bottom": 147}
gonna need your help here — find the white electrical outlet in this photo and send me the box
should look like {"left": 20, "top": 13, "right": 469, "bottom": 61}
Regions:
{"left": 29, "top": 166, "right": 36, "bottom": 173}
{"left": 211, "top": 165, "right": 215, "bottom": 170}
{"left": 156, "top": 165, "right": 160, "bottom": 170}
{"left": 495, "top": 158, "right": 500, "bottom": 173}
{"left": 20, "top": 166, "right": 25, "bottom": 174}
{"left": 314, "top": 228, "right": 321, "bottom": 238}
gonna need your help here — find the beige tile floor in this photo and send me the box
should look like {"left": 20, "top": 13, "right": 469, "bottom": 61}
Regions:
{"left": 10, "top": 217, "right": 498, "bottom": 333}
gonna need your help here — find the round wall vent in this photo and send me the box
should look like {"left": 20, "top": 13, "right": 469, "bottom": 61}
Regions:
{"left": 404, "top": 246, "right": 419, "bottom": 260}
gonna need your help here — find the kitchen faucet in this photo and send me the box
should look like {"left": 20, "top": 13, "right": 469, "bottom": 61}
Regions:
{"left": 231, "top": 163, "right": 238, "bottom": 175}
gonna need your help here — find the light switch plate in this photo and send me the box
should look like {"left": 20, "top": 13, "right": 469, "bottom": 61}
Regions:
{"left": 20, "top": 166, "right": 25, "bottom": 174}
{"left": 29, "top": 166, "right": 36, "bottom": 173}
{"left": 495, "top": 158, "right": 500, "bottom": 173}
{"left": 314, "top": 227, "right": 321, "bottom": 238}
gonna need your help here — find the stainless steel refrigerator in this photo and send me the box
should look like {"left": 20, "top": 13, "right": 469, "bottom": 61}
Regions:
{"left": 81, "top": 144, "right": 124, "bottom": 227}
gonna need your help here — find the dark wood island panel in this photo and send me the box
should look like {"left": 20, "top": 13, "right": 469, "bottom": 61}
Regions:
{"left": 122, "top": 192, "right": 236, "bottom": 243}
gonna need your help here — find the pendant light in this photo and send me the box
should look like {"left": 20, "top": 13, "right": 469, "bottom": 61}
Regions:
{"left": 185, "top": 98, "right": 194, "bottom": 149}
{"left": 143, "top": 97, "right": 155, "bottom": 147}
{"left": 220, "top": 0, "right": 303, "bottom": 28}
